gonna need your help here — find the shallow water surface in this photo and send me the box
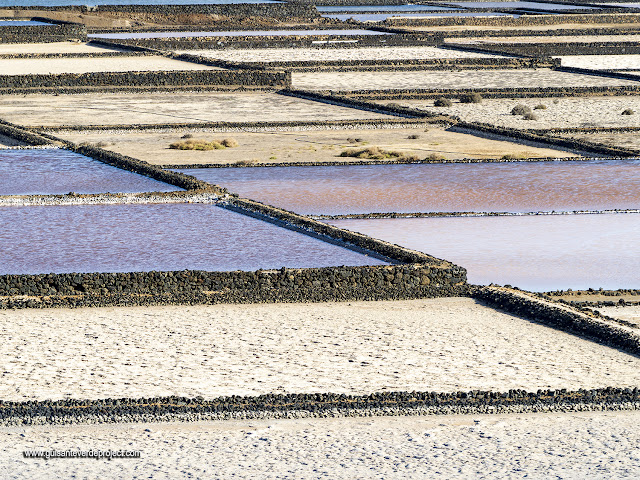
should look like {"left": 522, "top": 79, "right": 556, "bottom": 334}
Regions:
{"left": 323, "top": 12, "right": 514, "bottom": 20}
{"left": 0, "top": 149, "right": 179, "bottom": 195}
{"left": 0, "top": 20, "right": 51, "bottom": 25}
{"left": 316, "top": 5, "right": 458, "bottom": 12}
{"left": 330, "top": 214, "right": 640, "bottom": 291}
{"left": 177, "top": 160, "right": 640, "bottom": 215}
{"left": 0, "top": 203, "right": 387, "bottom": 274}
{"left": 90, "top": 29, "right": 392, "bottom": 40}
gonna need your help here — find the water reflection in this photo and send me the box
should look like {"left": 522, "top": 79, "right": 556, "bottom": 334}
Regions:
{"left": 330, "top": 213, "right": 640, "bottom": 291}
{"left": 177, "top": 160, "right": 640, "bottom": 215}
{"left": 0, "top": 203, "right": 387, "bottom": 274}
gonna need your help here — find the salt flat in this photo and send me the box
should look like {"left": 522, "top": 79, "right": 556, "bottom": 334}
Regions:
{"left": 556, "top": 54, "right": 640, "bottom": 70}
{"left": 56, "top": 125, "right": 576, "bottom": 166}
{"left": 293, "top": 69, "right": 639, "bottom": 91}
{"left": 2, "top": 411, "right": 640, "bottom": 479}
{"left": 595, "top": 306, "right": 640, "bottom": 327}
{"left": 0, "top": 92, "right": 392, "bottom": 127}
{"left": 381, "top": 96, "right": 640, "bottom": 129}
{"left": 177, "top": 46, "right": 501, "bottom": 63}
{"left": 0, "top": 298, "right": 638, "bottom": 402}
{"left": 0, "top": 56, "right": 222, "bottom": 75}
{"left": 0, "top": 41, "right": 125, "bottom": 55}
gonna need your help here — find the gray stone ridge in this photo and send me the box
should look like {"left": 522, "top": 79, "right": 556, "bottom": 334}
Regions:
{"left": 0, "top": 388, "right": 638, "bottom": 426}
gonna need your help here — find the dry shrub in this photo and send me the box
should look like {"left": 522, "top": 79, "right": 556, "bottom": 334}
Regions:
{"left": 511, "top": 104, "right": 531, "bottom": 115}
{"left": 169, "top": 137, "right": 239, "bottom": 151}
{"left": 459, "top": 93, "right": 482, "bottom": 104}
{"left": 622, "top": 108, "right": 635, "bottom": 115}
{"left": 534, "top": 104, "right": 547, "bottom": 110}
{"left": 523, "top": 112, "right": 538, "bottom": 121}
{"left": 434, "top": 97, "right": 452, "bottom": 107}
{"left": 340, "top": 146, "right": 412, "bottom": 160}
{"left": 407, "top": 134, "right": 421, "bottom": 139}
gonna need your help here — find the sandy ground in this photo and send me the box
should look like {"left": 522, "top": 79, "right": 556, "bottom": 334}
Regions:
{"left": 176, "top": 46, "right": 502, "bottom": 63}
{"left": 0, "top": 298, "right": 639, "bottom": 402}
{"left": 556, "top": 54, "right": 640, "bottom": 70}
{"left": 1, "top": 411, "right": 639, "bottom": 479}
{"left": 379, "top": 96, "right": 640, "bottom": 130}
{"left": 55, "top": 126, "right": 576, "bottom": 166}
{"left": 447, "top": 34, "right": 640, "bottom": 44}
{"left": 0, "top": 92, "right": 392, "bottom": 128}
{"left": 562, "top": 131, "right": 640, "bottom": 150}
{"left": 0, "top": 56, "right": 222, "bottom": 75}
{"left": 292, "top": 69, "right": 639, "bottom": 91}
{"left": 594, "top": 306, "right": 640, "bottom": 327}
{"left": 0, "top": 42, "right": 125, "bottom": 55}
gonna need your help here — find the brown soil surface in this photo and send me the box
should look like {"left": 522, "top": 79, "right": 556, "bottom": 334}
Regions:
{"left": 55, "top": 126, "right": 579, "bottom": 166}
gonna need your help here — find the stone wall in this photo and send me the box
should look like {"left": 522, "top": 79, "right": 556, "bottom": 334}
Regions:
{"left": 473, "top": 286, "right": 640, "bottom": 357}
{"left": 0, "top": 262, "right": 466, "bottom": 308}
{"left": 0, "top": 23, "right": 85, "bottom": 43}
{"left": 1, "top": 387, "right": 639, "bottom": 426}
{"left": 0, "top": 70, "right": 291, "bottom": 90}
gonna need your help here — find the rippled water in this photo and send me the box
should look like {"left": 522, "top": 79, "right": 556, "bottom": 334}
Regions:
{"left": 331, "top": 213, "right": 640, "bottom": 291}
{"left": 0, "top": 203, "right": 387, "bottom": 275}
{"left": 0, "top": 149, "right": 179, "bottom": 195}
{"left": 176, "top": 160, "right": 640, "bottom": 215}
{"left": 89, "top": 29, "right": 392, "bottom": 40}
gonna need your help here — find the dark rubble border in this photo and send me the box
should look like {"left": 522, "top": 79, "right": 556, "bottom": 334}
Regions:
{"left": 1, "top": 387, "right": 639, "bottom": 426}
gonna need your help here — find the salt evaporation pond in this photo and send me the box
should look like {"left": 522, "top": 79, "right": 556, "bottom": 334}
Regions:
{"left": 90, "top": 29, "right": 392, "bottom": 40}
{"left": 0, "top": 149, "right": 179, "bottom": 195}
{"left": 330, "top": 213, "right": 640, "bottom": 291}
{"left": 176, "top": 160, "right": 640, "bottom": 215}
{"left": 0, "top": 20, "right": 51, "bottom": 26}
{"left": 323, "top": 12, "right": 515, "bottom": 20}
{"left": 316, "top": 5, "right": 458, "bottom": 12}
{"left": 0, "top": 203, "right": 387, "bottom": 275}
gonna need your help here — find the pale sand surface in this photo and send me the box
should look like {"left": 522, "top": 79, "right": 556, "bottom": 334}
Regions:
{"left": 0, "top": 56, "right": 222, "bottom": 75}
{"left": 0, "top": 41, "right": 125, "bottom": 55}
{"left": 176, "top": 46, "right": 502, "bottom": 63}
{"left": 0, "top": 298, "right": 639, "bottom": 402}
{"left": 292, "top": 69, "right": 639, "bottom": 91}
{"left": 379, "top": 96, "right": 640, "bottom": 129}
{"left": 595, "top": 306, "right": 640, "bottom": 327}
{"left": 3, "top": 411, "right": 640, "bottom": 479}
{"left": 448, "top": 34, "right": 640, "bottom": 44}
{"left": 56, "top": 126, "right": 576, "bottom": 166}
{"left": 556, "top": 54, "right": 640, "bottom": 70}
{"left": 0, "top": 92, "right": 392, "bottom": 127}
